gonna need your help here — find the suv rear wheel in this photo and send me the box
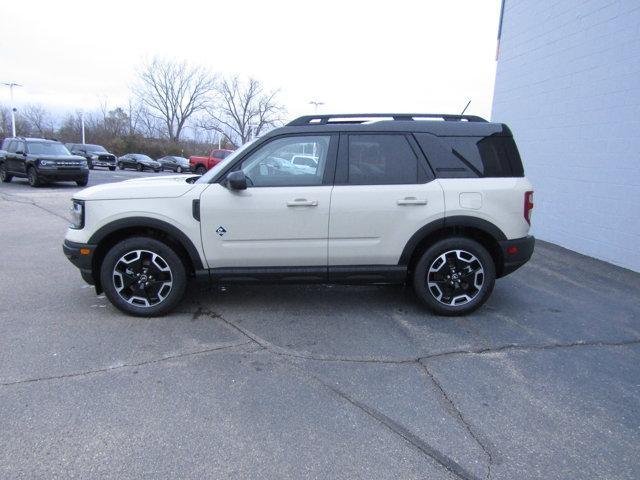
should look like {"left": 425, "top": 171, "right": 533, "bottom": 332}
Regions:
{"left": 413, "top": 237, "right": 495, "bottom": 316}
{"left": 100, "top": 237, "right": 187, "bottom": 316}
{"left": 0, "top": 163, "right": 12, "bottom": 182}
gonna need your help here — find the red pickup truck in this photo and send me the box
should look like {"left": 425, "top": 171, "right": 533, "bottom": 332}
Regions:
{"left": 190, "top": 149, "right": 234, "bottom": 174}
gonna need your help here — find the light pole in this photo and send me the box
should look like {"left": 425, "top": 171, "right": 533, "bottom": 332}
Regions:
{"left": 2, "top": 82, "right": 22, "bottom": 137}
{"left": 308, "top": 100, "right": 324, "bottom": 113}
{"left": 80, "top": 111, "right": 85, "bottom": 144}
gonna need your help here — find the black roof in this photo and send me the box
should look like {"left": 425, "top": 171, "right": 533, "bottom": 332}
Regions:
{"left": 278, "top": 114, "right": 510, "bottom": 137}
{"left": 4, "top": 136, "right": 61, "bottom": 143}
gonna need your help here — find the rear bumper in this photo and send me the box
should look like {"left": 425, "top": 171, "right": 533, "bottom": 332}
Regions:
{"left": 498, "top": 235, "right": 535, "bottom": 277}
{"left": 63, "top": 239, "right": 96, "bottom": 285}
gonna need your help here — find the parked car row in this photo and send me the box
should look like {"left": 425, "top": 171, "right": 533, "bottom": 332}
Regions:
{"left": 0, "top": 135, "right": 232, "bottom": 187}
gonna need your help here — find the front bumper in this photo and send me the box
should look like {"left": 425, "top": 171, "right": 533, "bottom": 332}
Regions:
{"left": 92, "top": 161, "right": 115, "bottom": 167}
{"left": 63, "top": 239, "right": 96, "bottom": 285}
{"left": 498, "top": 235, "right": 535, "bottom": 277}
{"left": 39, "top": 168, "right": 88, "bottom": 181}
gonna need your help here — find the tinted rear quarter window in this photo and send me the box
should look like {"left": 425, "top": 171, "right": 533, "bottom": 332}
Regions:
{"left": 347, "top": 134, "right": 419, "bottom": 185}
{"left": 415, "top": 133, "right": 524, "bottom": 178}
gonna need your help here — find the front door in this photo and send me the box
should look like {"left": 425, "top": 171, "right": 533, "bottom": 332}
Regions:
{"left": 199, "top": 134, "right": 337, "bottom": 268}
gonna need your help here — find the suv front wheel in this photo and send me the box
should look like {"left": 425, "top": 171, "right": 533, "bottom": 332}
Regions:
{"left": 413, "top": 237, "right": 495, "bottom": 316}
{"left": 27, "top": 167, "right": 41, "bottom": 187}
{"left": 100, "top": 237, "right": 187, "bottom": 316}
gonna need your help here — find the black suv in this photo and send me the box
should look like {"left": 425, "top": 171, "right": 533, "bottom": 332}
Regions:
{"left": 0, "top": 137, "right": 89, "bottom": 187}
{"left": 67, "top": 143, "right": 117, "bottom": 170}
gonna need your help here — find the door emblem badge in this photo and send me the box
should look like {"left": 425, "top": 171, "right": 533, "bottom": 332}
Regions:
{"left": 216, "top": 226, "right": 227, "bottom": 237}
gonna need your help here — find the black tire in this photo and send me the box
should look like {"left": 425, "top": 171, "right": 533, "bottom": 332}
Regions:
{"left": 0, "top": 162, "right": 12, "bottom": 183}
{"left": 27, "top": 167, "right": 41, "bottom": 187}
{"left": 412, "top": 237, "right": 496, "bottom": 316}
{"left": 154, "top": 169, "right": 160, "bottom": 173}
{"left": 176, "top": 166, "right": 183, "bottom": 173}
{"left": 118, "top": 162, "right": 125, "bottom": 170}
{"left": 195, "top": 166, "right": 206, "bottom": 175}
{"left": 76, "top": 177, "right": 88, "bottom": 187}
{"left": 109, "top": 166, "right": 116, "bottom": 171}
{"left": 100, "top": 236, "right": 187, "bottom": 317}
{"left": 88, "top": 163, "right": 94, "bottom": 170}
{"left": 136, "top": 164, "right": 143, "bottom": 172}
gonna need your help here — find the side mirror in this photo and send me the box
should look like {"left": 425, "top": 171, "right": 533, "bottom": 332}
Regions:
{"left": 225, "top": 170, "right": 247, "bottom": 190}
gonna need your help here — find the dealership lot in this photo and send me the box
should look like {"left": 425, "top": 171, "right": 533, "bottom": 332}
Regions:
{"left": 1, "top": 172, "right": 639, "bottom": 480}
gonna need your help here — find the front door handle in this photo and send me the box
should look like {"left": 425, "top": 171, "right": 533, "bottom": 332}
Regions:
{"left": 397, "top": 197, "right": 427, "bottom": 205}
{"left": 287, "top": 198, "right": 318, "bottom": 207}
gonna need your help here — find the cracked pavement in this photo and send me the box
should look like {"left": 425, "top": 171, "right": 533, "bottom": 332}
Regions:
{"left": 1, "top": 171, "right": 640, "bottom": 479}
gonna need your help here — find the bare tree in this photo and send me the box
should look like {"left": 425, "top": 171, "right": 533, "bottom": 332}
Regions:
{"left": 22, "top": 104, "right": 53, "bottom": 137}
{"left": 134, "top": 57, "right": 215, "bottom": 142}
{"left": 201, "top": 76, "right": 285, "bottom": 145}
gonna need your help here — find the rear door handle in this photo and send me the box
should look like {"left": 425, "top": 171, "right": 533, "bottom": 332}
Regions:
{"left": 287, "top": 198, "right": 318, "bottom": 207}
{"left": 397, "top": 197, "right": 427, "bottom": 205}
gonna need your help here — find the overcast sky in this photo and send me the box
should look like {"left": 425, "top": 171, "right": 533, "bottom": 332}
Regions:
{"left": 0, "top": 0, "right": 502, "bottom": 122}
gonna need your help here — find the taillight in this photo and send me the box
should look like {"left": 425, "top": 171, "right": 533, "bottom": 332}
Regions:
{"left": 524, "top": 191, "right": 534, "bottom": 225}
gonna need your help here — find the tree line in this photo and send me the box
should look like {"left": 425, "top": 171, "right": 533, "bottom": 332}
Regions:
{"left": 0, "top": 58, "right": 286, "bottom": 158}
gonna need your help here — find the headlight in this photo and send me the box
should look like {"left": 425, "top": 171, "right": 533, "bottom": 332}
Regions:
{"left": 80, "top": 160, "right": 88, "bottom": 168}
{"left": 69, "top": 199, "right": 85, "bottom": 229}
{"left": 39, "top": 159, "right": 55, "bottom": 167}
{"left": 90, "top": 154, "right": 98, "bottom": 160}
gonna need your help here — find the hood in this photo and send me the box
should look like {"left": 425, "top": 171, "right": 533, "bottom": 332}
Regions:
{"left": 35, "top": 154, "right": 86, "bottom": 161}
{"left": 74, "top": 175, "right": 199, "bottom": 201}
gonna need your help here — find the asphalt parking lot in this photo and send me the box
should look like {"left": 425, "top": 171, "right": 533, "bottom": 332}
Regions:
{"left": 1, "top": 170, "right": 639, "bottom": 480}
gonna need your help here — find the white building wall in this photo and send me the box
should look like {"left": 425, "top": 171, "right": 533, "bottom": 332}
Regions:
{"left": 492, "top": 0, "right": 640, "bottom": 272}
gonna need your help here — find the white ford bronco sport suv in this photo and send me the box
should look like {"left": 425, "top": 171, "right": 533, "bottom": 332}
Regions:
{"left": 63, "top": 114, "right": 534, "bottom": 316}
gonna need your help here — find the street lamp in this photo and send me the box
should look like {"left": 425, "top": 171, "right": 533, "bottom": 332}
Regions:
{"left": 2, "top": 82, "right": 22, "bottom": 137}
{"left": 308, "top": 100, "right": 324, "bottom": 113}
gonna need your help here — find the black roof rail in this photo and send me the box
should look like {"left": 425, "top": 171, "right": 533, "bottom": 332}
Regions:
{"left": 287, "top": 113, "right": 487, "bottom": 126}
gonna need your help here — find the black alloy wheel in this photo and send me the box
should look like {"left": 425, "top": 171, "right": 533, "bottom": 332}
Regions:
{"left": 413, "top": 237, "right": 495, "bottom": 316}
{"left": 100, "top": 237, "right": 187, "bottom": 316}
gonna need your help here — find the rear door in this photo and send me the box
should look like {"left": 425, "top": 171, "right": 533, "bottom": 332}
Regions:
{"left": 4, "top": 140, "right": 17, "bottom": 173}
{"left": 328, "top": 133, "right": 445, "bottom": 266}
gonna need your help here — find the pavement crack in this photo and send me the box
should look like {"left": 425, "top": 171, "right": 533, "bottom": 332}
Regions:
{"left": 189, "top": 307, "right": 640, "bottom": 366}
{"left": 0, "top": 192, "right": 69, "bottom": 222}
{"left": 422, "top": 338, "right": 640, "bottom": 361}
{"left": 419, "top": 361, "right": 493, "bottom": 480}
{"left": 0, "top": 341, "right": 253, "bottom": 387}
{"left": 299, "top": 369, "right": 482, "bottom": 480}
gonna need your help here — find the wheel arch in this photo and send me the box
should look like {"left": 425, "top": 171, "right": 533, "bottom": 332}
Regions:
{"left": 400, "top": 216, "right": 507, "bottom": 278}
{"left": 88, "top": 217, "right": 204, "bottom": 292}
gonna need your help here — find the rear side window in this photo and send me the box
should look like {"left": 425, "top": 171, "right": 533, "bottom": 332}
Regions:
{"left": 415, "top": 133, "right": 524, "bottom": 178}
{"left": 347, "top": 134, "right": 419, "bottom": 185}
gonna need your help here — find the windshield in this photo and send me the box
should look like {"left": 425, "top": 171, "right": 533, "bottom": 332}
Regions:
{"left": 27, "top": 142, "right": 71, "bottom": 156}
{"left": 84, "top": 144, "right": 107, "bottom": 153}
{"left": 196, "top": 139, "right": 257, "bottom": 184}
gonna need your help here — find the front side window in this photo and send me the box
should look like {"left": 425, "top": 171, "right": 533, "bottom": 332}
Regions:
{"left": 240, "top": 135, "right": 330, "bottom": 187}
{"left": 347, "top": 134, "right": 419, "bottom": 185}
